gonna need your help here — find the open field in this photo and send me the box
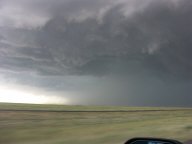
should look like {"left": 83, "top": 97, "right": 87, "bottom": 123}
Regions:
{"left": 0, "top": 103, "right": 192, "bottom": 144}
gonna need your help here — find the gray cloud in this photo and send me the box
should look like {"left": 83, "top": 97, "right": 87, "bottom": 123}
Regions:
{"left": 0, "top": 0, "right": 192, "bottom": 106}
{"left": 0, "top": 0, "right": 154, "bottom": 28}
{"left": 35, "top": 0, "right": 192, "bottom": 78}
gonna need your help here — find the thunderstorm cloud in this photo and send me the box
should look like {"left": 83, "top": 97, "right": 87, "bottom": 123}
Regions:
{"left": 0, "top": 0, "right": 192, "bottom": 106}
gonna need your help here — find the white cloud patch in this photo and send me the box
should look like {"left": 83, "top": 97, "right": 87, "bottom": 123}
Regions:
{"left": 0, "top": 0, "right": 50, "bottom": 28}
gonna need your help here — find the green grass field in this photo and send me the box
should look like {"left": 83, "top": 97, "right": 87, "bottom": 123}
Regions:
{"left": 0, "top": 103, "right": 192, "bottom": 144}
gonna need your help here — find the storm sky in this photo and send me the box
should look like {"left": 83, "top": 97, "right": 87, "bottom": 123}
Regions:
{"left": 0, "top": 0, "right": 192, "bottom": 106}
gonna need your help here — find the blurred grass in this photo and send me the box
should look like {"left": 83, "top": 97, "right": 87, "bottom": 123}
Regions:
{"left": 0, "top": 103, "right": 183, "bottom": 111}
{"left": 0, "top": 103, "right": 192, "bottom": 144}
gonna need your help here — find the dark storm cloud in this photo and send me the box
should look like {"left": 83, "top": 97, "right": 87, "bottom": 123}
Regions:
{"left": 0, "top": 0, "right": 192, "bottom": 106}
{"left": 34, "top": 0, "right": 192, "bottom": 79}
{"left": 0, "top": 0, "right": 151, "bottom": 75}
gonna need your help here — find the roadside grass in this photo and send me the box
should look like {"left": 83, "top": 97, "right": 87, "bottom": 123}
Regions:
{"left": 0, "top": 103, "right": 192, "bottom": 144}
{"left": 0, "top": 103, "right": 189, "bottom": 111}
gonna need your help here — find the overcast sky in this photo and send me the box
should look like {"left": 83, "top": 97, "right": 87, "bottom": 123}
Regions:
{"left": 0, "top": 0, "right": 192, "bottom": 106}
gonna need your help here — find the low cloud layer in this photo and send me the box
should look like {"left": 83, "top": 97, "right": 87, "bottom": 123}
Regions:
{"left": 0, "top": 0, "right": 192, "bottom": 106}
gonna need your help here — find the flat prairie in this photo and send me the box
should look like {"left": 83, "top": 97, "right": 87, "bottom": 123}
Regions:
{"left": 0, "top": 103, "right": 192, "bottom": 144}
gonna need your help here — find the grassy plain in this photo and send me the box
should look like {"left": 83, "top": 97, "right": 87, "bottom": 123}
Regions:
{"left": 0, "top": 103, "right": 192, "bottom": 144}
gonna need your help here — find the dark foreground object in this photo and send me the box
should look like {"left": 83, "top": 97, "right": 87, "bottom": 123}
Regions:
{"left": 125, "top": 138, "right": 182, "bottom": 144}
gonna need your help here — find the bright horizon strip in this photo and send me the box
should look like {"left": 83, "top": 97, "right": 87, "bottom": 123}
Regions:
{"left": 0, "top": 86, "right": 69, "bottom": 104}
